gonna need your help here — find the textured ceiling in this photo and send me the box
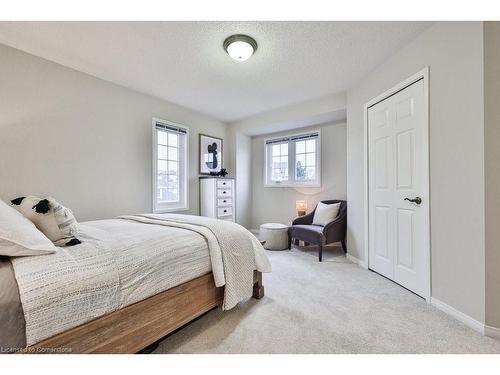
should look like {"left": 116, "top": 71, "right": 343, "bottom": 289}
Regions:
{"left": 0, "top": 21, "right": 432, "bottom": 122}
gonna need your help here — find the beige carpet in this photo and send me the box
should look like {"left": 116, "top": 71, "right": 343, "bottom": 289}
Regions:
{"left": 154, "top": 245, "right": 500, "bottom": 354}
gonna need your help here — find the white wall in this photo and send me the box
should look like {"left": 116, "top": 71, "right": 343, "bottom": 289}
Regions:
{"left": 0, "top": 43, "right": 228, "bottom": 221}
{"left": 224, "top": 127, "right": 252, "bottom": 229}
{"left": 230, "top": 92, "right": 346, "bottom": 136}
{"left": 484, "top": 22, "right": 500, "bottom": 331}
{"left": 251, "top": 121, "right": 347, "bottom": 229}
{"left": 346, "top": 22, "right": 485, "bottom": 322}
{"left": 235, "top": 132, "right": 253, "bottom": 228}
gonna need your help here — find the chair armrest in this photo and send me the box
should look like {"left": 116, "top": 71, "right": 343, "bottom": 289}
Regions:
{"left": 292, "top": 211, "right": 314, "bottom": 225}
{"left": 322, "top": 213, "right": 347, "bottom": 243}
{"left": 323, "top": 216, "right": 342, "bottom": 232}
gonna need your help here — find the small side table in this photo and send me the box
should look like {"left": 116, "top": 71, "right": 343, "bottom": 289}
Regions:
{"left": 259, "top": 223, "right": 289, "bottom": 250}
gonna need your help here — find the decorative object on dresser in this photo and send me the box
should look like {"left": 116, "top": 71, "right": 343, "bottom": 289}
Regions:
{"left": 199, "top": 134, "right": 223, "bottom": 175}
{"left": 259, "top": 223, "right": 290, "bottom": 251}
{"left": 288, "top": 200, "right": 347, "bottom": 262}
{"left": 199, "top": 177, "right": 235, "bottom": 222}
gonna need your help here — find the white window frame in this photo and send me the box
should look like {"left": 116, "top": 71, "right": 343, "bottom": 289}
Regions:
{"left": 264, "top": 129, "right": 321, "bottom": 188}
{"left": 152, "top": 118, "right": 189, "bottom": 213}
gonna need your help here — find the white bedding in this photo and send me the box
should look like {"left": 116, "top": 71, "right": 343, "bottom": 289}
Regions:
{"left": 11, "top": 214, "right": 271, "bottom": 346}
{"left": 121, "top": 214, "right": 272, "bottom": 309}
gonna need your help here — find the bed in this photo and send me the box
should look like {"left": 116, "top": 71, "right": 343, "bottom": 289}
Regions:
{"left": 0, "top": 213, "right": 270, "bottom": 354}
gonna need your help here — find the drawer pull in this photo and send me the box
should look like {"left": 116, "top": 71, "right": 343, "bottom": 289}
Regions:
{"left": 223, "top": 200, "right": 227, "bottom": 203}
{"left": 217, "top": 189, "right": 232, "bottom": 198}
{"left": 217, "top": 206, "right": 232, "bottom": 217}
{"left": 217, "top": 180, "right": 232, "bottom": 188}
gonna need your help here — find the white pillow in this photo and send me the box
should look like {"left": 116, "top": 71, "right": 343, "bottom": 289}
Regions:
{"left": 312, "top": 202, "right": 341, "bottom": 226}
{"left": 11, "top": 196, "right": 81, "bottom": 247}
{"left": 0, "top": 199, "right": 57, "bottom": 256}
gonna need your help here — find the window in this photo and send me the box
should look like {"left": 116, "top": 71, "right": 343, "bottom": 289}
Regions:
{"left": 265, "top": 131, "right": 321, "bottom": 187}
{"left": 270, "top": 141, "right": 289, "bottom": 182}
{"left": 152, "top": 118, "right": 188, "bottom": 212}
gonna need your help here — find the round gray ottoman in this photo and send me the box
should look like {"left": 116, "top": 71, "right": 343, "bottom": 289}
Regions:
{"left": 259, "top": 223, "right": 289, "bottom": 250}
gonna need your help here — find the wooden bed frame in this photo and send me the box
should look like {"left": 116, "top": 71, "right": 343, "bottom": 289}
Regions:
{"left": 19, "top": 271, "right": 264, "bottom": 354}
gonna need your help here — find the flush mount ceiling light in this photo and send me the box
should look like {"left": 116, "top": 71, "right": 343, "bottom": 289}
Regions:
{"left": 223, "top": 34, "right": 258, "bottom": 62}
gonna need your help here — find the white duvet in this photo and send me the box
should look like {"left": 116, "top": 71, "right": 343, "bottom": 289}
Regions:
{"left": 11, "top": 214, "right": 271, "bottom": 346}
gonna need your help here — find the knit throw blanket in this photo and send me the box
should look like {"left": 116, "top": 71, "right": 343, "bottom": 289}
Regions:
{"left": 121, "top": 214, "right": 272, "bottom": 309}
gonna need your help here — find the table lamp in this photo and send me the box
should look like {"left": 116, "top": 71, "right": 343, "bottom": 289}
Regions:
{"left": 296, "top": 200, "right": 307, "bottom": 216}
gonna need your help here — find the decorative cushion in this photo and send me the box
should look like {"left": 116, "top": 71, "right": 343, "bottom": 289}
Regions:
{"left": 0, "top": 199, "right": 57, "bottom": 256}
{"left": 312, "top": 201, "right": 341, "bottom": 226}
{"left": 11, "top": 196, "right": 81, "bottom": 247}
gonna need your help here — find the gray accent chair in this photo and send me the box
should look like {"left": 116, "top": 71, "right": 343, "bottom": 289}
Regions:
{"left": 288, "top": 200, "right": 347, "bottom": 262}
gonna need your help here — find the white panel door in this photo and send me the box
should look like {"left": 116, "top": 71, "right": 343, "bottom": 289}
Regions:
{"left": 368, "top": 78, "right": 429, "bottom": 298}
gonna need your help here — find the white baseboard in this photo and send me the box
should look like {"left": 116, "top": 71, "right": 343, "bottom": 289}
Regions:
{"left": 346, "top": 253, "right": 368, "bottom": 269}
{"left": 485, "top": 325, "right": 500, "bottom": 340}
{"left": 430, "top": 297, "right": 485, "bottom": 334}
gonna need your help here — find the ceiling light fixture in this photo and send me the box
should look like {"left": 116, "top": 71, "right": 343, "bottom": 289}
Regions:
{"left": 223, "top": 34, "right": 258, "bottom": 62}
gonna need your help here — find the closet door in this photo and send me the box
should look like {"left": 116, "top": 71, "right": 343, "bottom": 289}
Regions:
{"left": 368, "top": 78, "right": 429, "bottom": 298}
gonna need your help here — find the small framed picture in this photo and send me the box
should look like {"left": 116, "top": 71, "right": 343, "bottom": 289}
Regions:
{"left": 199, "top": 134, "right": 223, "bottom": 175}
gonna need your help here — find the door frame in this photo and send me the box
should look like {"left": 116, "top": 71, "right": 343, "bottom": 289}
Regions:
{"left": 363, "top": 67, "right": 431, "bottom": 301}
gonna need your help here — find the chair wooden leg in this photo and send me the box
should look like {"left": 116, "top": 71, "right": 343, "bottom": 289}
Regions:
{"left": 304, "top": 241, "right": 310, "bottom": 246}
{"left": 318, "top": 245, "right": 323, "bottom": 262}
{"left": 294, "top": 239, "right": 299, "bottom": 246}
{"left": 341, "top": 239, "right": 347, "bottom": 253}
{"left": 288, "top": 236, "right": 292, "bottom": 249}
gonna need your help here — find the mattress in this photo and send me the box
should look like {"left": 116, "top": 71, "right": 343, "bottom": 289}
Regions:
{"left": 1, "top": 218, "right": 212, "bottom": 351}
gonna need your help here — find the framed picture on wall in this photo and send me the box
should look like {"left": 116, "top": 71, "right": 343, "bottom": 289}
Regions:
{"left": 199, "top": 134, "right": 223, "bottom": 175}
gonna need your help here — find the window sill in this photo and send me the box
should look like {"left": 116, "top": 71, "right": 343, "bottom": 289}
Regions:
{"left": 264, "top": 183, "right": 321, "bottom": 188}
{"left": 153, "top": 205, "right": 189, "bottom": 214}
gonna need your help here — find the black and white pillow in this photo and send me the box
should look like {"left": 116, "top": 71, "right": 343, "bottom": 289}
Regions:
{"left": 11, "top": 196, "right": 81, "bottom": 247}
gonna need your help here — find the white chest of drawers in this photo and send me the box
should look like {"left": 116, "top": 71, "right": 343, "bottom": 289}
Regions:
{"left": 199, "top": 177, "right": 235, "bottom": 222}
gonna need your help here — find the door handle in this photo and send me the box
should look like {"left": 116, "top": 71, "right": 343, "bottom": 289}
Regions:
{"left": 404, "top": 197, "right": 422, "bottom": 205}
